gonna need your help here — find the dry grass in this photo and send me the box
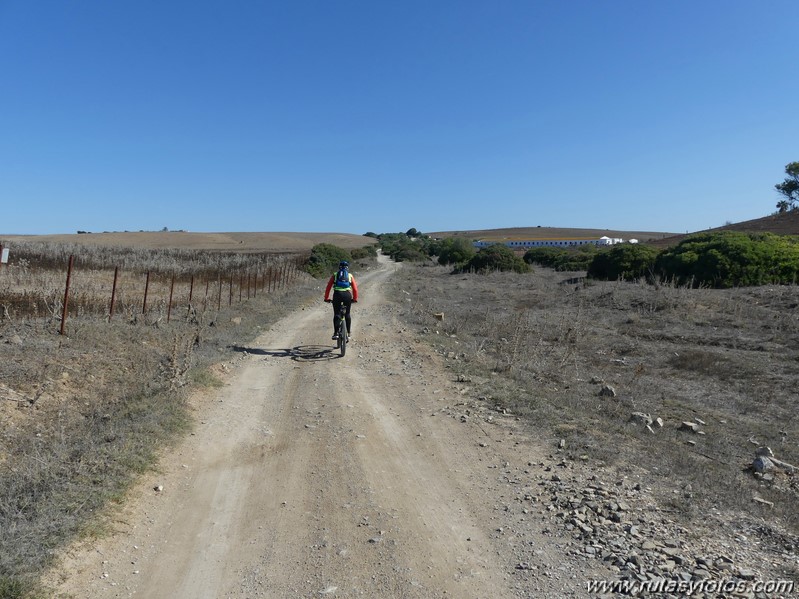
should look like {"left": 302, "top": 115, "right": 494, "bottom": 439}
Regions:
{"left": 1, "top": 231, "right": 376, "bottom": 253}
{"left": 0, "top": 239, "right": 339, "bottom": 598}
{"left": 388, "top": 264, "right": 799, "bottom": 538}
{"left": 0, "top": 241, "right": 304, "bottom": 322}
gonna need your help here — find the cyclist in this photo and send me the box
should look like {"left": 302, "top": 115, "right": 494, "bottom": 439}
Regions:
{"left": 324, "top": 260, "right": 358, "bottom": 340}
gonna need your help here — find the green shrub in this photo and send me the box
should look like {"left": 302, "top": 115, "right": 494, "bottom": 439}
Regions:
{"left": 587, "top": 244, "right": 659, "bottom": 281}
{"left": 437, "top": 237, "right": 476, "bottom": 265}
{"left": 522, "top": 247, "right": 562, "bottom": 267}
{"left": 655, "top": 231, "right": 799, "bottom": 288}
{"left": 377, "top": 232, "right": 435, "bottom": 262}
{"left": 351, "top": 245, "right": 378, "bottom": 260}
{"left": 305, "top": 243, "right": 351, "bottom": 278}
{"left": 460, "top": 244, "right": 530, "bottom": 273}
{"left": 393, "top": 246, "right": 429, "bottom": 262}
{"left": 524, "top": 245, "right": 597, "bottom": 271}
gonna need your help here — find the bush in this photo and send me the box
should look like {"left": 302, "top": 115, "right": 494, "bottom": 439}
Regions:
{"left": 305, "top": 244, "right": 350, "bottom": 278}
{"left": 377, "top": 232, "right": 435, "bottom": 262}
{"left": 522, "top": 247, "right": 562, "bottom": 267}
{"left": 655, "top": 231, "right": 799, "bottom": 288}
{"left": 587, "top": 244, "right": 660, "bottom": 281}
{"left": 393, "top": 246, "right": 430, "bottom": 262}
{"left": 351, "top": 245, "right": 378, "bottom": 260}
{"left": 460, "top": 244, "right": 530, "bottom": 273}
{"left": 524, "top": 245, "right": 597, "bottom": 271}
{"left": 437, "top": 237, "right": 476, "bottom": 266}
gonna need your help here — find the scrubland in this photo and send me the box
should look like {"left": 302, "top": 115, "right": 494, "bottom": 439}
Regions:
{"left": 389, "top": 263, "right": 799, "bottom": 536}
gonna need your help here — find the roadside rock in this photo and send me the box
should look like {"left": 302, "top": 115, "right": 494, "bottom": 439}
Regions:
{"left": 753, "top": 456, "right": 775, "bottom": 473}
{"left": 629, "top": 412, "right": 653, "bottom": 426}
{"left": 599, "top": 385, "right": 616, "bottom": 398}
{"left": 520, "top": 458, "right": 797, "bottom": 597}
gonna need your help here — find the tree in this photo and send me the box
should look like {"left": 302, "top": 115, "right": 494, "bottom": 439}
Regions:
{"left": 775, "top": 162, "right": 799, "bottom": 212}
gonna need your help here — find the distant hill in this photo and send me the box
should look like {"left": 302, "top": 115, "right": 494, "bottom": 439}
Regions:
{"left": 6, "top": 213, "right": 797, "bottom": 254}
{"left": 649, "top": 211, "right": 799, "bottom": 248}
{"left": 0, "top": 231, "right": 377, "bottom": 253}
{"left": 426, "top": 226, "right": 675, "bottom": 243}
{"left": 431, "top": 213, "right": 799, "bottom": 249}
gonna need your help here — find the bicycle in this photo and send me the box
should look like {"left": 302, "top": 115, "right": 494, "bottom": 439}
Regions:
{"left": 335, "top": 302, "right": 348, "bottom": 356}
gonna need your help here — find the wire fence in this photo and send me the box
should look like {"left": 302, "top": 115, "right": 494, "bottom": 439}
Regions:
{"left": 0, "top": 243, "right": 306, "bottom": 334}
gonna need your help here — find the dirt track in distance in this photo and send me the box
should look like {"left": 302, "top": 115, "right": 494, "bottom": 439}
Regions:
{"left": 47, "top": 255, "right": 605, "bottom": 599}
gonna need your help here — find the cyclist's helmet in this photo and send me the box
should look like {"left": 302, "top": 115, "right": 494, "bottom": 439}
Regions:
{"left": 339, "top": 261, "right": 349, "bottom": 268}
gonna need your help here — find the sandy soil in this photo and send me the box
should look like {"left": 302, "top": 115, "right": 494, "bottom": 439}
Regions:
{"left": 46, "top": 255, "right": 606, "bottom": 599}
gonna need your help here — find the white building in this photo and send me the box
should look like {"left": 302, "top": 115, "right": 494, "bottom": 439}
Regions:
{"left": 473, "top": 236, "right": 624, "bottom": 249}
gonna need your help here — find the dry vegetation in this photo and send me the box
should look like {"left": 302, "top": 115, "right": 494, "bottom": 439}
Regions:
{"left": 1, "top": 231, "right": 375, "bottom": 253}
{"left": 0, "top": 239, "right": 326, "bottom": 597}
{"left": 0, "top": 240, "right": 304, "bottom": 323}
{"left": 2, "top": 224, "right": 799, "bottom": 595}
{"left": 388, "top": 264, "right": 798, "bottom": 547}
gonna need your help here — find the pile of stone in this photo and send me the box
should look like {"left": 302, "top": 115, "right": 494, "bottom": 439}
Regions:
{"left": 525, "top": 459, "right": 786, "bottom": 598}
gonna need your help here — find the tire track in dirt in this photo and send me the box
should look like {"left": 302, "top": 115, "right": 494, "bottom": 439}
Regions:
{"left": 47, "top": 256, "right": 560, "bottom": 598}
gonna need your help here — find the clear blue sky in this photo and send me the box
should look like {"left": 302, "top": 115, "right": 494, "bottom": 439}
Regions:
{"left": 1, "top": 1, "right": 797, "bottom": 236}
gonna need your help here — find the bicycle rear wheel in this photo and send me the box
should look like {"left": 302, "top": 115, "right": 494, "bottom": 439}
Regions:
{"left": 339, "top": 315, "right": 347, "bottom": 356}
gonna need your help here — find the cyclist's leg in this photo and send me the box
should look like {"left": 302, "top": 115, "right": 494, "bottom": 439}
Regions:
{"left": 343, "top": 294, "right": 353, "bottom": 335}
{"left": 332, "top": 292, "right": 344, "bottom": 337}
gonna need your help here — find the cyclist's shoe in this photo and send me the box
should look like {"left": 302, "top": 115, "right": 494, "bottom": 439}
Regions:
{"left": 346, "top": 333, "right": 352, "bottom": 341}
{"left": 332, "top": 334, "right": 339, "bottom": 340}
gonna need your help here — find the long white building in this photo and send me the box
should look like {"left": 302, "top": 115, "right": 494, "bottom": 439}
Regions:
{"left": 473, "top": 236, "right": 625, "bottom": 249}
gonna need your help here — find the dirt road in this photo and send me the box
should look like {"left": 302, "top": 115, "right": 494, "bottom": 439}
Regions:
{"left": 49, "top": 256, "right": 588, "bottom": 598}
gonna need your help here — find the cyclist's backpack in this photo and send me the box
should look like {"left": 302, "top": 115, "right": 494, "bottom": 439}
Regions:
{"left": 335, "top": 267, "right": 351, "bottom": 289}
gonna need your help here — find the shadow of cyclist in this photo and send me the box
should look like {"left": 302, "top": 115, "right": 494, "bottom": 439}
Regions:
{"left": 231, "top": 345, "right": 344, "bottom": 362}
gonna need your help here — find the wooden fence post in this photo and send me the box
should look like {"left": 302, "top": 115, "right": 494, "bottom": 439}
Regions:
{"left": 60, "top": 255, "right": 74, "bottom": 335}
{"left": 188, "top": 275, "right": 195, "bottom": 319}
{"left": 109, "top": 266, "right": 119, "bottom": 321}
{"left": 167, "top": 275, "right": 175, "bottom": 323}
{"left": 143, "top": 271, "right": 151, "bottom": 315}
